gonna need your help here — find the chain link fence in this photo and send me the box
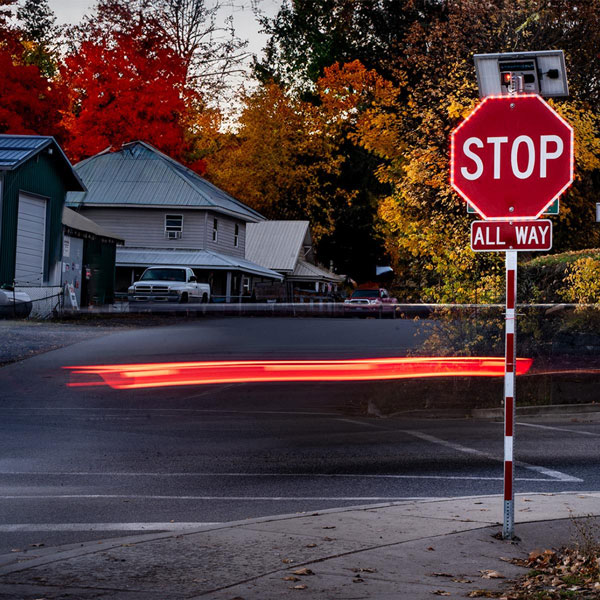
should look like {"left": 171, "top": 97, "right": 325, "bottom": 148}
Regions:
{"left": 0, "top": 282, "right": 64, "bottom": 320}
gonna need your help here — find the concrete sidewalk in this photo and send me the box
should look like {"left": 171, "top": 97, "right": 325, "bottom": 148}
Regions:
{"left": 0, "top": 493, "right": 598, "bottom": 599}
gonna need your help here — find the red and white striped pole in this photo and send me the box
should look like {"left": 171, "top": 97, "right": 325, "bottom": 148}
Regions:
{"left": 503, "top": 249, "right": 517, "bottom": 539}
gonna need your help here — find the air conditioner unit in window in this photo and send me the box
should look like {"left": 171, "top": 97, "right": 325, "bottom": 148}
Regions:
{"left": 166, "top": 231, "right": 182, "bottom": 239}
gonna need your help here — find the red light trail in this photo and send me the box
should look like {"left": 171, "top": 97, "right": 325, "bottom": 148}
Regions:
{"left": 64, "top": 356, "right": 533, "bottom": 390}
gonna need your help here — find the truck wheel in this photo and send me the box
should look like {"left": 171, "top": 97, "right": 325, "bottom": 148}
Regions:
{"left": 179, "top": 293, "right": 189, "bottom": 304}
{"left": 201, "top": 293, "right": 208, "bottom": 303}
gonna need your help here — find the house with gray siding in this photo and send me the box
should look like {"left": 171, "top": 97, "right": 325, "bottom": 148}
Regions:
{"left": 246, "top": 221, "right": 344, "bottom": 301}
{"left": 66, "top": 141, "right": 281, "bottom": 301}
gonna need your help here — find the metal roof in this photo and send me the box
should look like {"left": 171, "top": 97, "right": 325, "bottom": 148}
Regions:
{"left": 116, "top": 247, "right": 282, "bottom": 280}
{"left": 0, "top": 135, "right": 85, "bottom": 191}
{"left": 62, "top": 207, "right": 124, "bottom": 243}
{"left": 245, "top": 221, "right": 311, "bottom": 273}
{"left": 66, "top": 141, "right": 264, "bottom": 222}
{"left": 291, "top": 260, "right": 344, "bottom": 283}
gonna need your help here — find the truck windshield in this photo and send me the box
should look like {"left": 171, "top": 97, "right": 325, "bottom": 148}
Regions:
{"left": 140, "top": 269, "right": 186, "bottom": 282}
{"left": 351, "top": 290, "right": 380, "bottom": 298}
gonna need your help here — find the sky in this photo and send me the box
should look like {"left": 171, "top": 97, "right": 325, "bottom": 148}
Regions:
{"left": 47, "top": 0, "right": 280, "bottom": 59}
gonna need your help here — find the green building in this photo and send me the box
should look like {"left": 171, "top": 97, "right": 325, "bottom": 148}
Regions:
{"left": 0, "top": 135, "right": 85, "bottom": 293}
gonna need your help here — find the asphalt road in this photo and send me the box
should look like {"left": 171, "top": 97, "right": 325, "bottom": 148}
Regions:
{"left": 0, "top": 317, "right": 599, "bottom": 556}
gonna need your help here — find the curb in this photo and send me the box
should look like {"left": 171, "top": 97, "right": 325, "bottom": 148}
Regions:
{"left": 0, "top": 497, "right": 424, "bottom": 575}
{"left": 1, "top": 491, "right": 598, "bottom": 577}
{"left": 473, "top": 402, "right": 600, "bottom": 419}
{"left": 369, "top": 402, "right": 600, "bottom": 420}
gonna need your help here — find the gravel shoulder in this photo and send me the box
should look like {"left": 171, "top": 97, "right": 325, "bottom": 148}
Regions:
{"left": 0, "top": 315, "right": 200, "bottom": 367}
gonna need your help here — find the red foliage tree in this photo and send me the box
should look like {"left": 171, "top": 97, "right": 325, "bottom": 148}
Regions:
{"left": 0, "top": 51, "right": 64, "bottom": 136}
{"left": 0, "top": 0, "right": 64, "bottom": 138}
{"left": 61, "top": 2, "right": 193, "bottom": 164}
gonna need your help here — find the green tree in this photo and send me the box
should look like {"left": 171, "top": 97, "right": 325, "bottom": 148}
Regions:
{"left": 17, "top": 0, "right": 60, "bottom": 76}
{"left": 256, "top": 0, "right": 441, "bottom": 92}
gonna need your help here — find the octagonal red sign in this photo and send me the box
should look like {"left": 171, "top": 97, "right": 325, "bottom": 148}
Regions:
{"left": 450, "top": 95, "right": 573, "bottom": 220}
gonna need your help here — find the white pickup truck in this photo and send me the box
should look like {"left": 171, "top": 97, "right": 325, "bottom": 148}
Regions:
{"left": 128, "top": 266, "right": 210, "bottom": 304}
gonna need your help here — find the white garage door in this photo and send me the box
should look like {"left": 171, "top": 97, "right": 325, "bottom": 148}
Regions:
{"left": 15, "top": 194, "right": 47, "bottom": 285}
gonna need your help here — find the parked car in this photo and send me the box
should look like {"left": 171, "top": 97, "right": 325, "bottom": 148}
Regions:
{"left": 128, "top": 266, "right": 210, "bottom": 304}
{"left": 0, "top": 288, "right": 32, "bottom": 318}
{"left": 343, "top": 287, "right": 399, "bottom": 317}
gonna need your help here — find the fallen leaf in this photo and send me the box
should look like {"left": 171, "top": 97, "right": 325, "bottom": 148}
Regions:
{"left": 528, "top": 549, "right": 544, "bottom": 562}
{"left": 323, "top": 537, "right": 335, "bottom": 542}
{"left": 433, "top": 572, "right": 454, "bottom": 577}
{"left": 282, "top": 558, "right": 293, "bottom": 564}
{"left": 292, "top": 584, "right": 307, "bottom": 590}
{"left": 351, "top": 567, "right": 377, "bottom": 573}
{"left": 29, "top": 543, "right": 44, "bottom": 548}
{"left": 480, "top": 570, "right": 505, "bottom": 579}
{"left": 10, "top": 549, "right": 22, "bottom": 553}
{"left": 468, "top": 591, "right": 498, "bottom": 598}
{"left": 306, "top": 543, "right": 317, "bottom": 548}
{"left": 499, "top": 557, "right": 513, "bottom": 563}
{"left": 432, "top": 591, "right": 451, "bottom": 596}
{"left": 452, "top": 578, "right": 473, "bottom": 583}
{"left": 427, "top": 547, "right": 436, "bottom": 551}
{"left": 283, "top": 576, "right": 300, "bottom": 582}
{"left": 353, "top": 577, "right": 364, "bottom": 583}
{"left": 322, "top": 526, "right": 336, "bottom": 529}
{"left": 293, "top": 568, "right": 314, "bottom": 576}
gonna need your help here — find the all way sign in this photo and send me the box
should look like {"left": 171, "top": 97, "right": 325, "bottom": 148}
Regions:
{"left": 471, "top": 220, "right": 552, "bottom": 252}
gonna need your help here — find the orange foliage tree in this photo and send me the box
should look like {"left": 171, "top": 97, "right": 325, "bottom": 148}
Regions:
{"left": 207, "top": 82, "right": 350, "bottom": 242}
{"left": 208, "top": 62, "right": 396, "bottom": 276}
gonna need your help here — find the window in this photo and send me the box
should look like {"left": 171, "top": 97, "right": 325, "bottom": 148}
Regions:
{"left": 212, "top": 218, "right": 218, "bottom": 242}
{"left": 140, "top": 268, "right": 186, "bottom": 282}
{"left": 234, "top": 224, "right": 239, "bottom": 247}
{"left": 165, "top": 214, "right": 183, "bottom": 239}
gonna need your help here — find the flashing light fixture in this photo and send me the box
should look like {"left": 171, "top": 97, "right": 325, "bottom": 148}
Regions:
{"left": 474, "top": 50, "right": 569, "bottom": 98}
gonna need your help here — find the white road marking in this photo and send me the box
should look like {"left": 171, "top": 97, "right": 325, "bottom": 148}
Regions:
{"left": 403, "top": 430, "right": 582, "bottom": 483}
{"left": 518, "top": 422, "right": 600, "bottom": 437}
{"left": 336, "top": 418, "right": 382, "bottom": 428}
{"left": 0, "top": 407, "right": 340, "bottom": 416}
{"left": 0, "top": 523, "right": 220, "bottom": 532}
{"left": 0, "top": 471, "right": 555, "bottom": 481}
{"left": 0, "top": 495, "right": 438, "bottom": 501}
{"left": 333, "top": 420, "right": 582, "bottom": 483}
{"left": 405, "top": 430, "right": 485, "bottom": 455}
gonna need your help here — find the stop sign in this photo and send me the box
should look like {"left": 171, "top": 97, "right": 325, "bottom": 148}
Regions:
{"left": 450, "top": 95, "right": 573, "bottom": 220}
